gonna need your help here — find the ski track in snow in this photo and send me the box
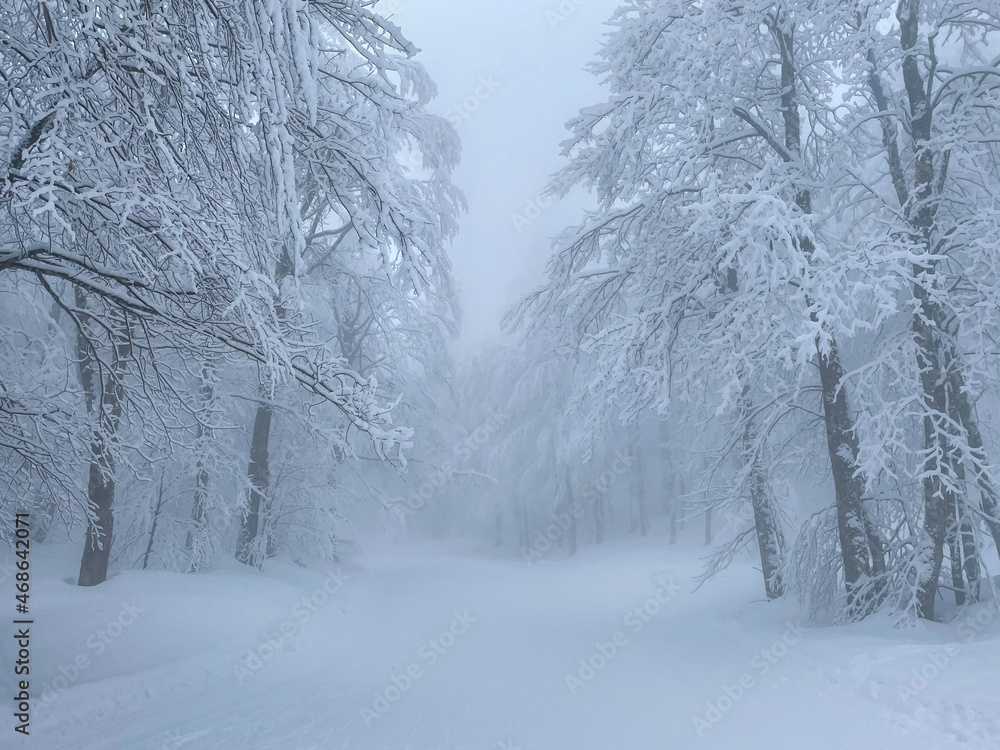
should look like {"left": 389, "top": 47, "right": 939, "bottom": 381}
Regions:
{"left": 11, "top": 539, "right": 1000, "bottom": 750}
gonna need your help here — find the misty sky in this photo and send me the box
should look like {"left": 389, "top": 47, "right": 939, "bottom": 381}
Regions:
{"left": 391, "top": 0, "right": 621, "bottom": 351}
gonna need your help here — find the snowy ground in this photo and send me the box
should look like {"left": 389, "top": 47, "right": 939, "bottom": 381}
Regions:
{"left": 6, "top": 536, "right": 1000, "bottom": 750}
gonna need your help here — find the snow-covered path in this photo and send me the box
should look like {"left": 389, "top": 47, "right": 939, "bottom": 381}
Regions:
{"left": 17, "top": 539, "right": 1000, "bottom": 749}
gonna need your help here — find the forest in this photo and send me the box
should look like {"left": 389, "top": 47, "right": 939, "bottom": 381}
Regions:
{"left": 3, "top": 1, "right": 1000, "bottom": 748}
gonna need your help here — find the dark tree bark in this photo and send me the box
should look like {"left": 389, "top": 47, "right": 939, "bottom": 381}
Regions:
{"left": 714, "top": 259, "right": 785, "bottom": 597}
{"left": 947, "top": 364, "right": 1000, "bottom": 566}
{"left": 945, "top": 500, "right": 980, "bottom": 607}
{"left": 817, "top": 338, "right": 883, "bottom": 590}
{"left": 515, "top": 492, "right": 527, "bottom": 550}
{"left": 855, "top": 0, "right": 999, "bottom": 619}
{"left": 236, "top": 402, "right": 273, "bottom": 567}
{"left": 762, "top": 14, "right": 881, "bottom": 605}
{"left": 742, "top": 394, "right": 785, "bottom": 600}
{"left": 958, "top": 514, "right": 980, "bottom": 603}
{"left": 916, "top": 394, "right": 952, "bottom": 619}
{"left": 142, "top": 474, "right": 167, "bottom": 570}
{"left": 522, "top": 493, "right": 532, "bottom": 552}
{"left": 942, "top": 403, "right": 980, "bottom": 606}
{"left": 78, "top": 453, "right": 117, "bottom": 586}
{"left": 77, "top": 295, "right": 131, "bottom": 587}
{"left": 661, "top": 420, "right": 678, "bottom": 545}
{"left": 593, "top": 487, "right": 605, "bottom": 544}
{"left": 33, "top": 300, "right": 65, "bottom": 543}
{"left": 630, "top": 430, "right": 648, "bottom": 537}
{"left": 565, "top": 469, "right": 577, "bottom": 556}
{"left": 896, "top": 0, "right": 968, "bottom": 620}
{"left": 235, "top": 250, "right": 291, "bottom": 567}
{"left": 911, "top": 303, "right": 963, "bottom": 619}
{"left": 186, "top": 365, "right": 214, "bottom": 571}
{"left": 677, "top": 476, "right": 686, "bottom": 533}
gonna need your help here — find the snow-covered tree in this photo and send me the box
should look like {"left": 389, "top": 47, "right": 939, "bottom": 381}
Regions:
{"left": 516, "top": 0, "right": 885, "bottom": 603}
{"left": 834, "top": 0, "right": 1000, "bottom": 619}
{"left": 232, "top": 6, "right": 462, "bottom": 566}
{"left": 0, "top": 0, "right": 458, "bottom": 582}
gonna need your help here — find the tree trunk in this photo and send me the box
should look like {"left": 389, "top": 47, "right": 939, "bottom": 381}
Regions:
{"left": 235, "top": 251, "right": 290, "bottom": 567}
{"left": 916, "top": 465, "right": 949, "bottom": 620}
{"left": 187, "top": 456, "right": 211, "bottom": 570}
{"left": 77, "top": 299, "right": 130, "bottom": 587}
{"left": 630, "top": 430, "right": 648, "bottom": 537}
{"left": 236, "top": 403, "right": 273, "bottom": 567}
{"left": 770, "top": 16, "right": 880, "bottom": 604}
{"left": 494, "top": 502, "right": 503, "bottom": 548}
{"left": 914, "top": 331, "right": 957, "bottom": 620}
{"left": 678, "top": 476, "right": 686, "bottom": 532}
{"left": 742, "top": 392, "right": 785, "bottom": 600}
{"left": 593, "top": 489, "right": 605, "bottom": 544}
{"left": 142, "top": 474, "right": 167, "bottom": 570}
{"left": 521, "top": 494, "right": 531, "bottom": 552}
{"left": 186, "top": 365, "right": 214, "bottom": 572}
{"left": 661, "top": 420, "right": 677, "bottom": 545}
{"left": 34, "top": 300, "right": 64, "bottom": 543}
{"left": 908, "top": 211, "right": 966, "bottom": 622}
{"left": 817, "top": 339, "right": 883, "bottom": 593}
{"left": 565, "top": 469, "right": 577, "bottom": 556}
{"left": 958, "top": 514, "right": 980, "bottom": 603}
{"left": 515, "top": 492, "right": 527, "bottom": 550}
{"left": 944, "top": 425, "right": 978, "bottom": 606}
{"left": 947, "top": 364, "right": 1000, "bottom": 561}
{"left": 78, "top": 453, "right": 117, "bottom": 586}
{"left": 859, "top": 0, "right": 981, "bottom": 620}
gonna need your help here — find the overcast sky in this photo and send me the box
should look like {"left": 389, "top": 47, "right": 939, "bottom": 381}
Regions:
{"left": 390, "top": 0, "right": 621, "bottom": 352}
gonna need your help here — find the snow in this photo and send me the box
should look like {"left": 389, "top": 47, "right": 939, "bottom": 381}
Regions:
{"left": 8, "top": 538, "right": 1000, "bottom": 749}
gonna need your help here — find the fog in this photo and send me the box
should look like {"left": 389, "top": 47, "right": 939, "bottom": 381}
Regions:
{"left": 3, "top": 1, "right": 1000, "bottom": 748}
{"left": 390, "top": 0, "right": 618, "bottom": 350}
